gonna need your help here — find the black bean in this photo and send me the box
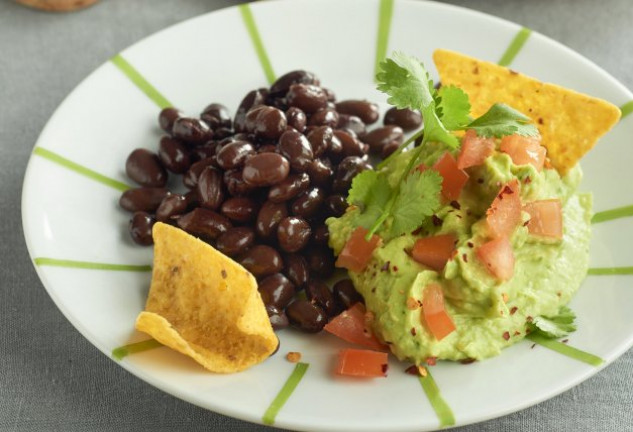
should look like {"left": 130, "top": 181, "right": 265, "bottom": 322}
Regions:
{"left": 335, "top": 100, "right": 379, "bottom": 124}
{"left": 176, "top": 208, "right": 232, "bottom": 240}
{"left": 278, "top": 129, "right": 314, "bottom": 173}
{"left": 220, "top": 196, "right": 259, "bottom": 223}
{"left": 286, "top": 84, "right": 328, "bottom": 114}
{"left": 223, "top": 169, "right": 254, "bottom": 197}
{"left": 196, "top": 166, "right": 224, "bottom": 210}
{"left": 188, "top": 141, "right": 219, "bottom": 164}
{"left": 325, "top": 133, "right": 344, "bottom": 163}
{"left": 381, "top": 141, "right": 400, "bottom": 159}
{"left": 285, "top": 107, "right": 307, "bottom": 133}
{"left": 333, "top": 130, "right": 364, "bottom": 157}
{"left": 119, "top": 187, "right": 169, "bottom": 213}
{"left": 158, "top": 107, "right": 182, "bottom": 133}
{"left": 234, "top": 88, "right": 268, "bottom": 133}
{"left": 129, "top": 212, "right": 155, "bottom": 246}
{"left": 258, "top": 273, "right": 295, "bottom": 309}
{"left": 311, "top": 224, "right": 329, "bottom": 246}
{"left": 243, "top": 153, "right": 290, "bottom": 187}
{"left": 157, "top": 136, "right": 191, "bottom": 174}
{"left": 324, "top": 194, "right": 348, "bottom": 217}
{"left": 337, "top": 114, "right": 367, "bottom": 138}
{"left": 332, "top": 156, "right": 371, "bottom": 194}
{"left": 333, "top": 279, "right": 363, "bottom": 310}
{"left": 269, "top": 70, "right": 320, "bottom": 97}
{"left": 183, "top": 157, "right": 216, "bottom": 189}
{"left": 216, "top": 227, "right": 255, "bottom": 257}
{"left": 125, "top": 148, "right": 167, "bottom": 187}
{"left": 306, "top": 158, "right": 334, "bottom": 189}
{"left": 239, "top": 245, "right": 283, "bottom": 278}
{"left": 363, "top": 125, "right": 404, "bottom": 153}
{"left": 268, "top": 172, "right": 310, "bottom": 203}
{"left": 200, "top": 103, "right": 232, "bottom": 129}
{"left": 305, "top": 280, "right": 337, "bottom": 317}
{"left": 156, "top": 193, "right": 188, "bottom": 222}
{"left": 306, "top": 126, "right": 333, "bottom": 158}
{"left": 308, "top": 108, "right": 339, "bottom": 128}
{"left": 290, "top": 187, "right": 325, "bottom": 219}
{"left": 266, "top": 304, "right": 289, "bottom": 330}
{"left": 323, "top": 87, "right": 336, "bottom": 102}
{"left": 171, "top": 117, "right": 213, "bottom": 144}
{"left": 213, "top": 127, "right": 233, "bottom": 140}
{"left": 283, "top": 253, "right": 310, "bottom": 288}
{"left": 305, "top": 247, "right": 335, "bottom": 278}
{"left": 256, "top": 201, "right": 288, "bottom": 240}
{"left": 215, "top": 140, "right": 255, "bottom": 170}
{"left": 244, "top": 105, "right": 287, "bottom": 140}
{"left": 384, "top": 107, "right": 422, "bottom": 132}
{"left": 286, "top": 300, "right": 327, "bottom": 333}
{"left": 277, "top": 216, "right": 311, "bottom": 253}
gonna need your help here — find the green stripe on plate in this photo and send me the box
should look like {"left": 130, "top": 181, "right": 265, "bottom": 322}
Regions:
{"left": 498, "top": 27, "right": 531, "bottom": 67}
{"left": 418, "top": 369, "right": 455, "bottom": 428}
{"left": 620, "top": 101, "right": 633, "bottom": 119}
{"left": 110, "top": 54, "right": 172, "bottom": 109}
{"left": 262, "top": 362, "right": 309, "bottom": 425}
{"left": 112, "top": 339, "right": 163, "bottom": 361}
{"left": 592, "top": 205, "right": 633, "bottom": 223}
{"left": 527, "top": 334, "right": 603, "bottom": 366}
{"left": 587, "top": 267, "right": 633, "bottom": 276}
{"left": 34, "top": 258, "right": 151, "bottom": 272}
{"left": 239, "top": 4, "right": 276, "bottom": 85}
{"left": 374, "top": 0, "right": 395, "bottom": 79}
{"left": 33, "top": 147, "right": 131, "bottom": 192}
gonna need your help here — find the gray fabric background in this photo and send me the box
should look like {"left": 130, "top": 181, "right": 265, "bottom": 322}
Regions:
{"left": 1, "top": 0, "right": 632, "bottom": 430}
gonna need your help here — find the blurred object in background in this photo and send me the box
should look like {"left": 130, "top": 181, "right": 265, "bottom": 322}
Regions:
{"left": 15, "top": 0, "right": 98, "bottom": 11}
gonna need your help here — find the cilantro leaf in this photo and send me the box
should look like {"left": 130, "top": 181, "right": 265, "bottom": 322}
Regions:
{"left": 466, "top": 103, "right": 539, "bottom": 138}
{"left": 528, "top": 306, "right": 577, "bottom": 339}
{"left": 347, "top": 170, "right": 379, "bottom": 207}
{"left": 347, "top": 170, "right": 393, "bottom": 230}
{"left": 390, "top": 170, "right": 442, "bottom": 237}
{"left": 436, "top": 86, "right": 471, "bottom": 131}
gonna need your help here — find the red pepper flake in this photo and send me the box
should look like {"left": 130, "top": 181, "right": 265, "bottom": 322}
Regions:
{"left": 538, "top": 117, "right": 544, "bottom": 125}
{"left": 530, "top": 343, "right": 536, "bottom": 349}
{"left": 467, "top": 241, "right": 474, "bottom": 248}
{"left": 381, "top": 363, "right": 389, "bottom": 374}
{"left": 502, "top": 331, "right": 510, "bottom": 341}
{"left": 412, "top": 226, "right": 423, "bottom": 236}
{"left": 432, "top": 214, "right": 442, "bottom": 226}
{"left": 380, "top": 261, "right": 391, "bottom": 272}
{"left": 562, "top": 339, "right": 569, "bottom": 344}
{"left": 510, "top": 306, "right": 518, "bottom": 315}
{"left": 221, "top": 269, "right": 227, "bottom": 279}
{"left": 460, "top": 358, "right": 476, "bottom": 365}
{"left": 557, "top": 292, "right": 562, "bottom": 297}
{"left": 462, "top": 253, "right": 468, "bottom": 263}
{"left": 514, "top": 331, "right": 521, "bottom": 336}
{"left": 450, "top": 201, "right": 461, "bottom": 210}
{"left": 410, "top": 327, "right": 417, "bottom": 336}
{"left": 526, "top": 316, "right": 533, "bottom": 323}
{"left": 392, "top": 265, "right": 399, "bottom": 272}
{"left": 523, "top": 176, "right": 532, "bottom": 184}
{"left": 456, "top": 214, "right": 462, "bottom": 219}
{"left": 371, "top": 287, "right": 376, "bottom": 293}
{"left": 426, "top": 357, "right": 437, "bottom": 366}
{"left": 523, "top": 219, "right": 530, "bottom": 227}
{"left": 405, "top": 365, "right": 419, "bottom": 375}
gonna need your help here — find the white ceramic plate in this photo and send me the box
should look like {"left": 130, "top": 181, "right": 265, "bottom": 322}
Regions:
{"left": 21, "top": 0, "right": 633, "bottom": 430}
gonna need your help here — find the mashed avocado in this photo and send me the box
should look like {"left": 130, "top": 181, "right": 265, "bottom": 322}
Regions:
{"left": 327, "top": 142, "right": 592, "bottom": 364}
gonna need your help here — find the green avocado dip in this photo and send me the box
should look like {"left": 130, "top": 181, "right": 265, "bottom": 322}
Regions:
{"left": 327, "top": 140, "right": 592, "bottom": 364}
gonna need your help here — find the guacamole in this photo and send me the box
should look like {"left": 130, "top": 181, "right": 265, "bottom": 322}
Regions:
{"left": 327, "top": 142, "right": 592, "bottom": 364}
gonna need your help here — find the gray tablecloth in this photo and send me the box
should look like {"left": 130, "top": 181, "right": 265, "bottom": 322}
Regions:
{"left": 2, "top": 0, "right": 632, "bottom": 430}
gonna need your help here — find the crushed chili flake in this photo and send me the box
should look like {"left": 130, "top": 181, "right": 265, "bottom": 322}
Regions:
{"left": 514, "top": 331, "right": 521, "bottom": 336}
{"left": 431, "top": 214, "right": 442, "bottom": 226}
{"left": 371, "top": 287, "right": 376, "bottom": 293}
{"left": 502, "top": 331, "right": 511, "bottom": 341}
{"left": 562, "top": 339, "right": 569, "bottom": 344}
{"left": 286, "top": 352, "right": 302, "bottom": 363}
{"left": 221, "top": 269, "right": 227, "bottom": 279}
{"left": 557, "top": 292, "right": 562, "bottom": 297}
{"left": 381, "top": 364, "right": 389, "bottom": 374}
{"left": 526, "top": 316, "right": 534, "bottom": 323}
{"left": 523, "top": 176, "right": 532, "bottom": 184}
{"left": 405, "top": 365, "right": 419, "bottom": 375}
{"left": 523, "top": 219, "right": 530, "bottom": 227}
{"left": 462, "top": 253, "right": 468, "bottom": 262}
{"left": 410, "top": 327, "right": 417, "bottom": 336}
{"left": 393, "top": 265, "right": 399, "bottom": 272}
{"left": 510, "top": 306, "right": 518, "bottom": 315}
{"left": 449, "top": 200, "right": 461, "bottom": 210}
{"left": 467, "top": 241, "right": 474, "bottom": 248}
{"left": 426, "top": 357, "right": 437, "bottom": 366}
{"left": 455, "top": 214, "right": 462, "bottom": 219}
{"left": 380, "top": 261, "right": 391, "bottom": 272}
{"left": 460, "top": 358, "right": 476, "bottom": 365}
{"left": 531, "top": 343, "right": 536, "bottom": 349}
{"left": 406, "top": 297, "right": 419, "bottom": 310}
{"left": 538, "top": 117, "right": 544, "bottom": 125}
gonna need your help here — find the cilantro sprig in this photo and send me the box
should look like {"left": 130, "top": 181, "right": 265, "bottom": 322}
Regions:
{"left": 348, "top": 52, "right": 540, "bottom": 239}
{"left": 528, "top": 306, "right": 577, "bottom": 339}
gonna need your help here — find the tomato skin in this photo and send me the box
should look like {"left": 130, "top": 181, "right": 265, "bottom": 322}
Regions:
{"left": 486, "top": 179, "right": 522, "bottom": 238}
{"left": 411, "top": 234, "right": 457, "bottom": 272}
{"left": 335, "top": 348, "right": 389, "bottom": 377}
{"left": 476, "top": 236, "right": 515, "bottom": 281}
{"left": 523, "top": 199, "right": 563, "bottom": 239}
{"left": 335, "top": 227, "right": 381, "bottom": 273}
{"left": 500, "top": 134, "right": 546, "bottom": 171}
{"left": 324, "top": 303, "right": 387, "bottom": 351}
{"left": 422, "top": 283, "right": 456, "bottom": 340}
{"left": 432, "top": 152, "right": 469, "bottom": 201}
{"left": 457, "top": 130, "right": 495, "bottom": 169}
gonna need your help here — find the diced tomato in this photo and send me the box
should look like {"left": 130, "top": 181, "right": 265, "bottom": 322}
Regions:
{"left": 324, "top": 303, "right": 387, "bottom": 351}
{"left": 523, "top": 199, "right": 563, "bottom": 239}
{"left": 411, "top": 234, "right": 457, "bottom": 272}
{"left": 421, "top": 283, "right": 456, "bottom": 340}
{"left": 476, "top": 236, "right": 515, "bottom": 281}
{"left": 432, "top": 152, "right": 470, "bottom": 201}
{"left": 486, "top": 179, "right": 522, "bottom": 238}
{"left": 457, "top": 130, "right": 495, "bottom": 169}
{"left": 335, "top": 227, "right": 381, "bottom": 273}
{"left": 335, "top": 348, "right": 388, "bottom": 378}
{"left": 500, "top": 134, "right": 546, "bottom": 171}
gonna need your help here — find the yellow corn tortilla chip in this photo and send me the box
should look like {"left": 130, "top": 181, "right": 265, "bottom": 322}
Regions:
{"left": 433, "top": 49, "right": 621, "bottom": 174}
{"left": 135, "top": 222, "right": 277, "bottom": 373}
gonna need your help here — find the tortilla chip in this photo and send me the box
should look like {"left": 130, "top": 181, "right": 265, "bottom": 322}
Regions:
{"left": 135, "top": 222, "right": 277, "bottom": 373}
{"left": 433, "top": 49, "right": 621, "bottom": 174}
